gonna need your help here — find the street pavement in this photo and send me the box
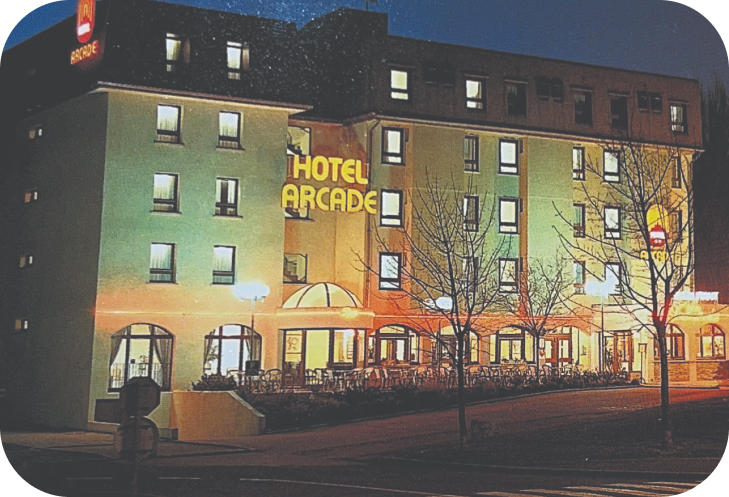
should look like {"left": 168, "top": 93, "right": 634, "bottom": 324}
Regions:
{"left": 2, "top": 387, "right": 728, "bottom": 496}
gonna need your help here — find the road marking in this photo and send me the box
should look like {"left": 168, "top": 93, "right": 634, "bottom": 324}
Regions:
{"left": 608, "top": 483, "right": 694, "bottom": 493}
{"left": 646, "top": 482, "right": 698, "bottom": 488}
{"left": 475, "top": 492, "right": 544, "bottom": 496}
{"left": 158, "top": 477, "right": 200, "bottom": 480}
{"left": 567, "top": 486, "right": 673, "bottom": 496}
{"left": 519, "top": 489, "right": 617, "bottom": 497}
{"left": 66, "top": 477, "right": 114, "bottom": 480}
{"left": 239, "top": 478, "right": 467, "bottom": 496}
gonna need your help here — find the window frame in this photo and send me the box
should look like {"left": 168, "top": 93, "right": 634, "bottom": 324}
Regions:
{"left": 24, "top": 188, "right": 39, "bottom": 204}
{"left": 382, "top": 127, "right": 405, "bottom": 165}
{"left": 218, "top": 111, "right": 242, "bottom": 149}
{"left": 215, "top": 177, "right": 239, "bottom": 217}
{"left": 390, "top": 68, "right": 411, "bottom": 101}
{"left": 465, "top": 78, "right": 486, "bottom": 110}
{"left": 464, "top": 135, "right": 479, "bottom": 172}
{"left": 573, "top": 203, "right": 585, "bottom": 238}
{"left": 573, "top": 90, "right": 593, "bottom": 126}
{"left": 152, "top": 173, "right": 179, "bottom": 213}
{"left": 156, "top": 104, "right": 182, "bottom": 144}
{"left": 505, "top": 81, "right": 527, "bottom": 117}
{"left": 655, "top": 324, "right": 685, "bottom": 361}
{"left": 499, "top": 197, "right": 519, "bottom": 234}
{"left": 19, "top": 254, "right": 35, "bottom": 269}
{"left": 603, "top": 149, "right": 621, "bottom": 183}
{"left": 573, "top": 260, "right": 585, "bottom": 294}
{"left": 604, "top": 206, "right": 622, "bottom": 240}
{"left": 499, "top": 258, "right": 519, "bottom": 293}
{"left": 671, "top": 155, "right": 682, "bottom": 189}
{"left": 380, "top": 189, "right": 403, "bottom": 228}
{"left": 14, "top": 318, "right": 29, "bottom": 333}
{"left": 379, "top": 252, "right": 402, "bottom": 290}
{"left": 165, "top": 33, "right": 185, "bottom": 73}
{"left": 572, "top": 147, "right": 585, "bottom": 180}
{"left": 212, "top": 245, "right": 236, "bottom": 285}
{"left": 605, "top": 262, "right": 622, "bottom": 295}
{"left": 610, "top": 95, "right": 629, "bottom": 129}
{"left": 699, "top": 324, "right": 726, "bottom": 360}
{"left": 149, "top": 243, "right": 176, "bottom": 284}
{"left": 499, "top": 139, "right": 519, "bottom": 175}
{"left": 204, "top": 325, "right": 262, "bottom": 380}
{"left": 670, "top": 103, "right": 687, "bottom": 133}
{"left": 28, "top": 125, "right": 43, "bottom": 140}
{"left": 283, "top": 253, "right": 308, "bottom": 284}
{"left": 108, "top": 324, "right": 174, "bottom": 391}
{"left": 226, "top": 41, "right": 249, "bottom": 79}
{"left": 463, "top": 195, "right": 480, "bottom": 232}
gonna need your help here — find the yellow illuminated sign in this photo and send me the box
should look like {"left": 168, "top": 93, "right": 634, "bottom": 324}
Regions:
{"left": 70, "top": 40, "right": 99, "bottom": 65}
{"left": 282, "top": 156, "right": 378, "bottom": 214}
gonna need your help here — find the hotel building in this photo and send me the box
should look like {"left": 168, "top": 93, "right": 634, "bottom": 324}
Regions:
{"left": 1, "top": 0, "right": 726, "bottom": 438}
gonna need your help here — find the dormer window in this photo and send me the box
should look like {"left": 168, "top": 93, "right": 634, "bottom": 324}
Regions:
{"left": 227, "top": 41, "right": 249, "bottom": 79}
{"left": 166, "top": 33, "right": 189, "bottom": 72}
{"left": 390, "top": 69, "right": 410, "bottom": 101}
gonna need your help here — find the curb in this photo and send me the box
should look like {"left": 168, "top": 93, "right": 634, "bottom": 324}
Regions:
{"left": 372, "top": 456, "right": 713, "bottom": 479}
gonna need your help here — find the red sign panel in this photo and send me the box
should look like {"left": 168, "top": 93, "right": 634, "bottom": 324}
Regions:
{"left": 76, "top": 0, "right": 96, "bottom": 44}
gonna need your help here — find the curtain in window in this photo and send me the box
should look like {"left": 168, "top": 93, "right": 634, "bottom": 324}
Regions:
{"left": 166, "top": 37, "right": 181, "bottom": 61}
{"left": 153, "top": 174, "right": 176, "bottom": 200}
{"left": 150, "top": 244, "right": 172, "bottom": 270}
{"left": 203, "top": 335, "right": 217, "bottom": 370}
{"left": 213, "top": 246, "right": 234, "bottom": 272}
{"left": 152, "top": 336, "right": 172, "bottom": 388}
{"left": 109, "top": 332, "right": 124, "bottom": 368}
{"left": 157, "top": 106, "right": 179, "bottom": 132}
{"left": 219, "top": 112, "right": 239, "bottom": 139}
{"left": 671, "top": 105, "right": 683, "bottom": 124}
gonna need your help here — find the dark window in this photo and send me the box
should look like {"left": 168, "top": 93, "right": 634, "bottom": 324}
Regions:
{"left": 671, "top": 210, "right": 683, "bottom": 244}
{"left": 650, "top": 93, "right": 662, "bottom": 113}
{"left": 603, "top": 150, "right": 621, "bottom": 183}
{"left": 499, "top": 259, "right": 519, "bottom": 293}
{"left": 218, "top": 112, "right": 242, "bottom": 149}
{"left": 156, "top": 105, "right": 181, "bottom": 143}
{"left": 283, "top": 253, "right": 308, "bottom": 284}
{"left": 573, "top": 261, "right": 585, "bottom": 294}
{"left": 574, "top": 91, "right": 593, "bottom": 125}
{"left": 463, "top": 195, "right": 479, "bottom": 232}
{"left": 227, "top": 41, "right": 249, "bottom": 79}
{"left": 670, "top": 104, "right": 687, "bottom": 133}
{"left": 499, "top": 198, "right": 519, "bottom": 234}
{"left": 637, "top": 91, "right": 650, "bottom": 111}
{"left": 464, "top": 135, "right": 479, "bottom": 172}
{"left": 380, "top": 189, "right": 403, "bottom": 227}
{"left": 390, "top": 69, "right": 410, "bottom": 100}
{"left": 108, "top": 324, "right": 173, "bottom": 391}
{"left": 672, "top": 155, "right": 682, "bottom": 189}
{"left": 423, "top": 62, "right": 455, "bottom": 85}
{"left": 499, "top": 139, "right": 519, "bottom": 174}
{"left": 573, "top": 147, "right": 585, "bottom": 180}
{"left": 153, "top": 173, "right": 179, "bottom": 212}
{"left": 610, "top": 95, "right": 628, "bottom": 129}
{"left": 506, "top": 82, "right": 527, "bottom": 116}
{"left": 204, "top": 325, "right": 261, "bottom": 380}
{"left": 24, "top": 188, "right": 39, "bottom": 204}
{"left": 604, "top": 206, "right": 621, "bottom": 239}
{"left": 150, "top": 243, "right": 175, "bottom": 283}
{"left": 465, "top": 78, "right": 486, "bottom": 110}
{"left": 382, "top": 128, "right": 404, "bottom": 165}
{"left": 215, "top": 178, "right": 239, "bottom": 216}
{"left": 551, "top": 78, "right": 563, "bottom": 101}
{"left": 379, "top": 253, "right": 402, "bottom": 290}
{"left": 535, "top": 77, "right": 550, "bottom": 100}
{"left": 573, "top": 203, "right": 585, "bottom": 238}
{"left": 213, "top": 246, "right": 235, "bottom": 284}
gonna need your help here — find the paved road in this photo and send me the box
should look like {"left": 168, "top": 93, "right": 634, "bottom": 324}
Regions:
{"left": 3, "top": 387, "right": 728, "bottom": 496}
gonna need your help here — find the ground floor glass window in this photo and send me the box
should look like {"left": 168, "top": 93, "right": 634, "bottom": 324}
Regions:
{"left": 204, "top": 324, "right": 261, "bottom": 379}
{"left": 109, "top": 324, "right": 173, "bottom": 391}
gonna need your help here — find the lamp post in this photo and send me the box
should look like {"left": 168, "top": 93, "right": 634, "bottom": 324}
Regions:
{"left": 586, "top": 280, "right": 612, "bottom": 372}
{"left": 232, "top": 282, "right": 270, "bottom": 333}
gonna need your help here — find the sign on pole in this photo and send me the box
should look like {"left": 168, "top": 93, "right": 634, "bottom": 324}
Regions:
{"left": 119, "top": 377, "right": 161, "bottom": 418}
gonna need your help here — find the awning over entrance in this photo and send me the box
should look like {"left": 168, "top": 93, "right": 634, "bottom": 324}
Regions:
{"left": 276, "top": 282, "right": 374, "bottom": 329}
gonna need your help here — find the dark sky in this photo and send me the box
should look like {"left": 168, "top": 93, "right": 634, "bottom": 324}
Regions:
{"left": 2, "top": 0, "right": 728, "bottom": 88}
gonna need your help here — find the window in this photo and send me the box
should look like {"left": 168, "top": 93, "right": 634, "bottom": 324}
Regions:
{"left": 464, "top": 135, "right": 479, "bottom": 172}
{"left": 573, "top": 203, "right": 585, "bottom": 238}
{"left": 14, "top": 318, "right": 29, "bottom": 332}
{"left": 499, "top": 139, "right": 519, "bottom": 174}
{"left": 390, "top": 69, "right": 410, "bottom": 100}
{"left": 671, "top": 156, "right": 682, "bottom": 189}
{"left": 287, "top": 126, "right": 311, "bottom": 156}
{"left": 603, "top": 150, "right": 621, "bottom": 183}
{"left": 670, "top": 210, "right": 683, "bottom": 244}
{"left": 650, "top": 93, "right": 663, "bottom": 113}
{"left": 551, "top": 78, "right": 564, "bottom": 101}
{"left": 494, "top": 327, "right": 532, "bottom": 363}
{"left": 605, "top": 262, "right": 621, "bottom": 295}
{"left": 379, "top": 253, "right": 402, "bottom": 290}
{"left": 108, "top": 324, "right": 173, "bottom": 390}
{"left": 604, "top": 206, "right": 621, "bottom": 239}
{"left": 462, "top": 257, "right": 480, "bottom": 295}
{"left": 671, "top": 104, "right": 687, "bottom": 133}
{"left": 213, "top": 246, "right": 235, "bottom": 284}
{"left": 166, "top": 33, "right": 188, "bottom": 72}
{"left": 28, "top": 125, "right": 43, "bottom": 139}
{"left": 218, "top": 112, "right": 242, "bottom": 149}
{"left": 382, "top": 128, "right": 404, "bottom": 165}
{"left": 283, "top": 253, "right": 307, "bottom": 284}
{"left": 573, "top": 261, "right": 585, "bottom": 294}
{"left": 215, "top": 178, "right": 238, "bottom": 216}
{"left": 284, "top": 206, "right": 310, "bottom": 220}
{"left": 466, "top": 78, "right": 485, "bottom": 110}
{"left": 535, "top": 77, "right": 563, "bottom": 102}
{"left": 572, "top": 147, "right": 585, "bottom": 180}
{"left": 499, "top": 259, "right": 519, "bottom": 293}
{"left": 380, "top": 189, "right": 403, "bottom": 227}
{"left": 610, "top": 95, "right": 628, "bottom": 129}
{"left": 655, "top": 324, "right": 685, "bottom": 360}
{"left": 499, "top": 198, "right": 519, "bottom": 234}
{"left": 637, "top": 92, "right": 662, "bottom": 113}
{"left": 204, "top": 325, "right": 261, "bottom": 380}
{"left": 152, "top": 173, "right": 179, "bottom": 212}
{"left": 574, "top": 91, "right": 593, "bottom": 125}
{"left": 19, "top": 254, "right": 34, "bottom": 269}
{"left": 463, "top": 195, "right": 479, "bottom": 232}
{"left": 150, "top": 243, "right": 175, "bottom": 283}
{"left": 699, "top": 324, "right": 725, "bottom": 359}
{"left": 24, "top": 188, "right": 39, "bottom": 204}
{"left": 371, "top": 325, "right": 420, "bottom": 366}
{"left": 156, "top": 105, "right": 181, "bottom": 143}
{"left": 227, "top": 41, "right": 249, "bottom": 79}
{"left": 505, "top": 82, "right": 527, "bottom": 116}
{"left": 637, "top": 91, "right": 649, "bottom": 111}
{"left": 423, "top": 62, "right": 455, "bottom": 85}
{"left": 535, "top": 77, "right": 550, "bottom": 100}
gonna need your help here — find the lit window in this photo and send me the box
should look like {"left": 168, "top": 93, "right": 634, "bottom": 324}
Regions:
{"left": 390, "top": 69, "right": 410, "bottom": 100}
{"left": 283, "top": 253, "right": 307, "bottom": 284}
{"left": 671, "top": 155, "right": 682, "bottom": 189}
{"left": 604, "top": 206, "right": 621, "bottom": 239}
{"left": 573, "top": 147, "right": 585, "bottom": 180}
{"left": 573, "top": 261, "right": 585, "bottom": 294}
{"left": 152, "top": 173, "right": 179, "bottom": 212}
{"left": 218, "top": 111, "right": 242, "bottom": 149}
{"left": 287, "top": 126, "right": 311, "bottom": 156}
{"left": 505, "top": 82, "right": 527, "bottom": 116}
{"left": 610, "top": 95, "right": 628, "bottom": 129}
{"left": 382, "top": 128, "right": 404, "bottom": 165}
{"left": 573, "top": 203, "right": 585, "bottom": 238}
{"left": 574, "top": 91, "right": 592, "bottom": 125}
{"left": 14, "top": 318, "right": 29, "bottom": 332}
{"left": 150, "top": 243, "right": 175, "bottom": 283}
{"left": 699, "top": 324, "right": 725, "bottom": 359}
{"left": 19, "top": 254, "right": 34, "bottom": 269}
{"left": 156, "top": 105, "right": 181, "bottom": 143}
{"left": 166, "top": 33, "right": 187, "bottom": 72}
{"left": 379, "top": 253, "right": 402, "bottom": 290}
{"left": 284, "top": 206, "right": 310, "bottom": 220}
{"left": 655, "top": 324, "right": 685, "bottom": 360}
{"left": 380, "top": 189, "right": 403, "bottom": 227}
{"left": 605, "top": 262, "right": 621, "bottom": 295}
{"left": 227, "top": 41, "right": 249, "bottom": 79}
{"left": 463, "top": 195, "right": 479, "bottom": 232}
{"left": 109, "top": 324, "right": 173, "bottom": 390}
{"left": 499, "top": 198, "right": 519, "bottom": 234}
{"left": 671, "top": 104, "right": 687, "bottom": 133}
{"left": 499, "top": 259, "right": 518, "bottom": 293}
{"left": 215, "top": 178, "right": 238, "bottom": 216}
{"left": 499, "top": 139, "right": 519, "bottom": 175}
{"left": 204, "top": 325, "right": 261, "bottom": 380}
{"left": 603, "top": 150, "right": 621, "bottom": 183}
{"left": 213, "top": 246, "right": 235, "bottom": 284}
{"left": 24, "top": 188, "right": 39, "bottom": 204}
{"left": 466, "top": 78, "right": 485, "bottom": 110}
{"left": 464, "top": 135, "right": 479, "bottom": 172}
{"left": 28, "top": 125, "right": 43, "bottom": 139}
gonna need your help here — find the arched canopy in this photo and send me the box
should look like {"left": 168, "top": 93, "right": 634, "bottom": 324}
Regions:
{"left": 282, "top": 282, "right": 362, "bottom": 309}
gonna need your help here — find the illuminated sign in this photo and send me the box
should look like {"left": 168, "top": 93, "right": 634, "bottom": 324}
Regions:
{"left": 71, "top": 40, "right": 99, "bottom": 65}
{"left": 282, "top": 156, "right": 378, "bottom": 214}
{"left": 649, "top": 224, "right": 666, "bottom": 248}
{"left": 76, "top": 0, "right": 96, "bottom": 44}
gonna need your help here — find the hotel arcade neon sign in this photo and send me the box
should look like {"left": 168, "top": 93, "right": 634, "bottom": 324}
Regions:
{"left": 70, "top": 0, "right": 99, "bottom": 65}
{"left": 282, "top": 156, "right": 378, "bottom": 214}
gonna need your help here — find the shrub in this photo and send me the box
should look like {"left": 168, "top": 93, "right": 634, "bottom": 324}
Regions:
{"left": 191, "top": 374, "right": 237, "bottom": 391}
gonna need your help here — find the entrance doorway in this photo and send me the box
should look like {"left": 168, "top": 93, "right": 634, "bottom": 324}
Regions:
{"left": 604, "top": 331, "right": 634, "bottom": 374}
{"left": 544, "top": 332, "right": 572, "bottom": 367}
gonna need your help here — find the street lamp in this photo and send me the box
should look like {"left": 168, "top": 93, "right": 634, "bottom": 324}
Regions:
{"left": 232, "top": 282, "right": 270, "bottom": 332}
{"left": 585, "top": 280, "right": 613, "bottom": 372}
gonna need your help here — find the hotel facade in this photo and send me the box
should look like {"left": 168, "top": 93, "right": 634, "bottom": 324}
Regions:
{"left": 1, "top": 0, "right": 727, "bottom": 438}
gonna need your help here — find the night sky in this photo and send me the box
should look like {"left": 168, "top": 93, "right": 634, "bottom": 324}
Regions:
{"left": 1, "top": 0, "right": 727, "bottom": 89}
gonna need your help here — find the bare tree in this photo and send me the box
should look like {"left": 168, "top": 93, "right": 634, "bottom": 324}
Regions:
{"left": 361, "top": 172, "right": 506, "bottom": 449}
{"left": 557, "top": 134, "right": 694, "bottom": 448}
{"left": 499, "top": 255, "right": 573, "bottom": 381}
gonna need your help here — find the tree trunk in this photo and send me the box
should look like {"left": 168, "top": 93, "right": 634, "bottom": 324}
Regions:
{"left": 534, "top": 333, "right": 541, "bottom": 385}
{"left": 656, "top": 322, "right": 673, "bottom": 449}
{"left": 457, "top": 334, "right": 467, "bottom": 450}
